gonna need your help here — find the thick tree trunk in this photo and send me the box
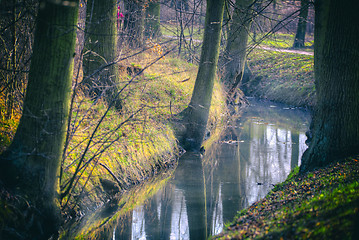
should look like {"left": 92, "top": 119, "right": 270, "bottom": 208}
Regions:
{"left": 181, "top": 0, "right": 225, "bottom": 151}
{"left": 144, "top": 0, "right": 161, "bottom": 39}
{"left": 300, "top": 0, "right": 359, "bottom": 173}
{"left": 224, "top": 0, "right": 254, "bottom": 100}
{"left": 82, "top": 0, "right": 120, "bottom": 108}
{"left": 293, "top": 0, "right": 309, "bottom": 48}
{"left": 0, "top": 0, "right": 78, "bottom": 238}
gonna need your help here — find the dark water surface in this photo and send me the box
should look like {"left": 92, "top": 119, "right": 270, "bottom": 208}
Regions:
{"left": 83, "top": 99, "right": 310, "bottom": 240}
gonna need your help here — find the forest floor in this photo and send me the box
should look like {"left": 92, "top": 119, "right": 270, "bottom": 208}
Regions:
{"left": 212, "top": 156, "right": 359, "bottom": 239}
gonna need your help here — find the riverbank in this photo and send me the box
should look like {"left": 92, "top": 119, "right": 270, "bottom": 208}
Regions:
{"left": 243, "top": 38, "right": 315, "bottom": 108}
{"left": 60, "top": 48, "right": 227, "bottom": 216}
{"left": 0, "top": 47, "right": 227, "bottom": 238}
{"left": 213, "top": 156, "right": 359, "bottom": 239}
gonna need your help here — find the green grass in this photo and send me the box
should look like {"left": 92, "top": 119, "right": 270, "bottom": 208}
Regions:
{"left": 250, "top": 32, "right": 314, "bottom": 50}
{"left": 57, "top": 49, "right": 226, "bottom": 215}
{"left": 0, "top": 48, "right": 227, "bottom": 224}
{"left": 60, "top": 52, "right": 199, "bottom": 211}
{"left": 244, "top": 48, "right": 315, "bottom": 107}
{"left": 60, "top": 50, "right": 227, "bottom": 237}
{"left": 213, "top": 157, "right": 359, "bottom": 239}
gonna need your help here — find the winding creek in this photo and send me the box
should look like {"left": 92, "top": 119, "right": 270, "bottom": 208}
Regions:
{"left": 70, "top": 98, "right": 310, "bottom": 240}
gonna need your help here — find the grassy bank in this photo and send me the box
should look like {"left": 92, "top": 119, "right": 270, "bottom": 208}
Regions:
{"left": 213, "top": 156, "right": 359, "bottom": 239}
{"left": 0, "top": 46, "right": 227, "bottom": 227}
{"left": 243, "top": 48, "right": 315, "bottom": 108}
{"left": 243, "top": 33, "right": 315, "bottom": 108}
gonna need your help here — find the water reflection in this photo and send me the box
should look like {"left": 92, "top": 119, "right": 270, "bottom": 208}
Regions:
{"left": 113, "top": 99, "right": 310, "bottom": 239}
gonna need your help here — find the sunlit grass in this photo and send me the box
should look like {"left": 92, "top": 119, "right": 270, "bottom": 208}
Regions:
{"left": 249, "top": 32, "right": 314, "bottom": 50}
{"left": 245, "top": 48, "right": 315, "bottom": 107}
{"left": 61, "top": 48, "right": 227, "bottom": 212}
{"left": 0, "top": 37, "right": 227, "bottom": 217}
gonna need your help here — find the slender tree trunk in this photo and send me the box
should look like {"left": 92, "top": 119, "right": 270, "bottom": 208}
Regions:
{"left": 82, "top": 0, "right": 120, "bottom": 108}
{"left": 124, "top": 0, "right": 145, "bottom": 48}
{"left": 293, "top": 0, "right": 309, "bottom": 48}
{"left": 300, "top": 0, "right": 359, "bottom": 173}
{"left": 0, "top": 1, "right": 78, "bottom": 238}
{"left": 144, "top": 0, "right": 161, "bottom": 39}
{"left": 181, "top": 0, "right": 225, "bottom": 151}
{"left": 224, "top": 0, "right": 254, "bottom": 101}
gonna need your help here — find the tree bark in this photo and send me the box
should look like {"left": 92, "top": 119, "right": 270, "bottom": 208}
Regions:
{"left": 144, "top": 0, "right": 161, "bottom": 39}
{"left": 224, "top": 0, "right": 254, "bottom": 86}
{"left": 0, "top": 0, "right": 78, "bottom": 238}
{"left": 223, "top": 0, "right": 254, "bottom": 104}
{"left": 181, "top": 0, "right": 225, "bottom": 151}
{"left": 300, "top": 0, "right": 359, "bottom": 173}
{"left": 82, "top": 0, "right": 120, "bottom": 108}
{"left": 293, "top": 0, "right": 309, "bottom": 48}
{"left": 124, "top": 0, "right": 145, "bottom": 48}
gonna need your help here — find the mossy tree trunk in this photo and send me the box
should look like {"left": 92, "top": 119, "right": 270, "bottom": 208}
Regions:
{"left": 0, "top": 0, "right": 78, "bottom": 238}
{"left": 224, "top": 0, "right": 254, "bottom": 100}
{"left": 144, "top": 0, "right": 161, "bottom": 39}
{"left": 124, "top": 0, "right": 145, "bottom": 48}
{"left": 293, "top": 0, "right": 309, "bottom": 48}
{"left": 300, "top": 0, "right": 359, "bottom": 173}
{"left": 82, "top": 0, "right": 120, "bottom": 108}
{"left": 181, "top": 0, "right": 225, "bottom": 151}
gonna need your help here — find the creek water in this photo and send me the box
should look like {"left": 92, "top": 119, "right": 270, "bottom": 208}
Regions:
{"left": 75, "top": 98, "right": 310, "bottom": 240}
